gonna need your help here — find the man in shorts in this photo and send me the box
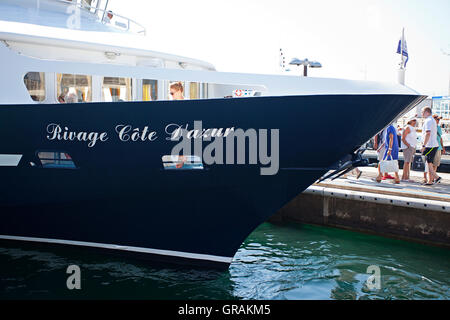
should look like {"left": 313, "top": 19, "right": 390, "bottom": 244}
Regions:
{"left": 421, "top": 107, "right": 439, "bottom": 185}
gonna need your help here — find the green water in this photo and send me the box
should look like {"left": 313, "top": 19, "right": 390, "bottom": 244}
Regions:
{"left": 1, "top": 222, "right": 449, "bottom": 300}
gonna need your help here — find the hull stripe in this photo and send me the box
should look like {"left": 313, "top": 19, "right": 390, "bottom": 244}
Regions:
{"left": 0, "top": 154, "right": 22, "bottom": 166}
{"left": 0, "top": 235, "right": 233, "bottom": 264}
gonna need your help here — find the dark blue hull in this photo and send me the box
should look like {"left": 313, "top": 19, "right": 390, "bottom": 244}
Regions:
{"left": 0, "top": 94, "right": 424, "bottom": 268}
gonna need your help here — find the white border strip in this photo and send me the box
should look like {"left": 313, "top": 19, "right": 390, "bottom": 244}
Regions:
{"left": 0, "top": 154, "right": 22, "bottom": 166}
{"left": 0, "top": 235, "right": 233, "bottom": 264}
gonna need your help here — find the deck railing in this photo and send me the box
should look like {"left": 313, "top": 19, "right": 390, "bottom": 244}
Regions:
{"left": 56, "top": 0, "right": 147, "bottom": 35}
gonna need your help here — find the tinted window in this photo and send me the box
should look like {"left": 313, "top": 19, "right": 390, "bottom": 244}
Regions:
{"left": 38, "top": 151, "right": 76, "bottom": 169}
{"left": 24, "top": 72, "right": 45, "bottom": 102}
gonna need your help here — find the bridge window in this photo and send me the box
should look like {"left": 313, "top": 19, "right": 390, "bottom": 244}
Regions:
{"left": 103, "top": 77, "right": 132, "bottom": 102}
{"left": 202, "top": 83, "right": 209, "bottom": 99}
{"left": 24, "top": 72, "right": 45, "bottom": 102}
{"left": 37, "top": 151, "right": 76, "bottom": 169}
{"left": 189, "top": 82, "right": 200, "bottom": 99}
{"left": 82, "top": 0, "right": 98, "bottom": 10}
{"left": 143, "top": 79, "right": 158, "bottom": 101}
{"left": 57, "top": 74, "right": 92, "bottom": 103}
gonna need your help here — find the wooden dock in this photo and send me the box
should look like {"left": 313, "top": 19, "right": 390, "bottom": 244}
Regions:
{"left": 272, "top": 167, "right": 450, "bottom": 248}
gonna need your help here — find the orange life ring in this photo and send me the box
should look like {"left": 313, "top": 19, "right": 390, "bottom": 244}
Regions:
{"left": 235, "top": 89, "right": 243, "bottom": 97}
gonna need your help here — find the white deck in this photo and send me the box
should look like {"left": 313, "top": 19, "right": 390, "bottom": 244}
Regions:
{"left": 308, "top": 167, "right": 450, "bottom": 213}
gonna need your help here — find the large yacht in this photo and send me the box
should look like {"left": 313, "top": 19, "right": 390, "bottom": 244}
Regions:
{"left": 0, "top": 0, "right": 426, "bottom": 268}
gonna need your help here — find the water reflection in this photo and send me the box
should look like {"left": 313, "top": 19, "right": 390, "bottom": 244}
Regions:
{"left": 230, "top": 223, "right": 450, "bottom": 300}
{"left": 1, "top": 222, "right": 449, "bottom": 300}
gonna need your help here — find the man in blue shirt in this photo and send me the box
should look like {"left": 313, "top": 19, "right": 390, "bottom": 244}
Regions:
{"left": 376, "top": 124, "right": 400, "bottom": 184}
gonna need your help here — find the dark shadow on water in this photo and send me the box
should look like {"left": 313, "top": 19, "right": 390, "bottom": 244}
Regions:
{"left": 0, "top": 241, "right": 235, "bottom": 300}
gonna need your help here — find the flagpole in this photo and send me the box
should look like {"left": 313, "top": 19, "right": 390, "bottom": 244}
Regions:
{"left": 401, "top": 28, "right": 405, "bottom": 68}
{"left": 398, "top": 27, "right": 406, "bottom": 85}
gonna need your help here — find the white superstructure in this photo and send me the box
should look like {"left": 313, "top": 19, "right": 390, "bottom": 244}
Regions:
{"left": 0, "top": 0, "right": 420, "bottom": 105}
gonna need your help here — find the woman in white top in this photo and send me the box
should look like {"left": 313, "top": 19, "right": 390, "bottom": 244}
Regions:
{"left": 401, "top": 117, "right": 418, "bottom": 182}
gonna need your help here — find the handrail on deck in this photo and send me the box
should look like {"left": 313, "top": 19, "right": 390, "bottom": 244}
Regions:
{"left": 55, "top": 0, "right": 147, "bottom": 35}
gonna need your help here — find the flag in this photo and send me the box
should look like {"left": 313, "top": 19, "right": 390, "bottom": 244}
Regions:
{"left": 396, "top": 29, "right": 409, "bottom": 67}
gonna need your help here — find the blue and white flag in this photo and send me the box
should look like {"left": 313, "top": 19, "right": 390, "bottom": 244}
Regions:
{"left": 396, "top": 29, "right": 409, "bottom": 67}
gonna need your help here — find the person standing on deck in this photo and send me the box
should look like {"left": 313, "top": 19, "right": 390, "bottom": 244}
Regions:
{"left": 401, "top": 117, "right": 418, "bottom": 182}
{"left": 374, "top": 128, "right": 395, "bottom": 180}
{"left": 374, "top": 129, "right": 386, "bottom": 178}
{"left": 421, "top": 107, "right": 439, "bottom": 185}
{"left": 376, "top": 124, "right": 400, "bottom": 184}
{"left": 64, "top": 90, "right": 78, "bottom": 104}
{"left": 170, "top": 82, "right": 185, "bottom": 100}
{"left": 432, "top": 114, "right": 445, "bottom": 183}
{"left": 397, "top": 125, "right": 403, "bottom": 147}
{"left": 169, "top": 82, "right": 186, "bottom": 168}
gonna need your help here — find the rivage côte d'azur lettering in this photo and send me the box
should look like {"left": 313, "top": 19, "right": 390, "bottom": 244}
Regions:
{"left": 45, "top": 123, "right": 236, "bottom": 147}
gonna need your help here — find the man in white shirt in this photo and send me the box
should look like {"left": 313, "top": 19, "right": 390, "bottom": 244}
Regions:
{"left": 421, "top": 106, "right": 439, "bottom": 185}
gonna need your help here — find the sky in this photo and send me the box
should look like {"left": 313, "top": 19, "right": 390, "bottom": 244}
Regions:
{"left": 108, "top": 0, "right": 450, "bottom": 97}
